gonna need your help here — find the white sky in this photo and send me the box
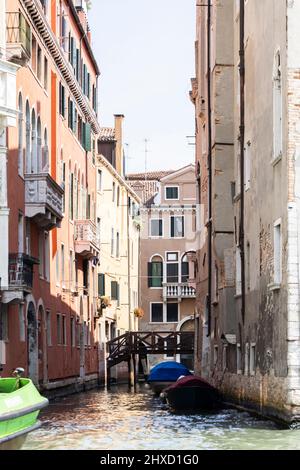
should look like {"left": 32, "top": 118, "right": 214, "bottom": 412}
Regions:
{"left": 89, "top": 0, "right": 196, "bottom": 174}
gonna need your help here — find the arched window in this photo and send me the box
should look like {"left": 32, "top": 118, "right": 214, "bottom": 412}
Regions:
{"left": 148, "top": 255, "right": 163, "bottom": 288}
{"left": 273, "top": 51, "right": 282, "bottom": 160}
{"left": 37, "top": 117, "right": 42, "bottom": 172}
{"left": 181, "top": 254, "right": 189, "bottom": 283}
{"left": 31, "top": 108, "right": 37, "bottom": 173}
{"left": 25, "top": 100, "right": 31, "bottom": 174}
{"left": 18, "top": 93, "right": 23, "bottom": 176}
{"left": 43, "top": 128, "right": 49, "bottom": 172}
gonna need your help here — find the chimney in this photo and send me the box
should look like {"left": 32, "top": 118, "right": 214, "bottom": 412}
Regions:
{"left": 114, "top": 114, "right": 125, "bottom": 176}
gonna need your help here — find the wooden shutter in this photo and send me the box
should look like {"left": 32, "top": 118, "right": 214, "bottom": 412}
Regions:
{"left": 83, "top": 123, "right": 91, "bottom": 151}
{"left": 148, "top": 262, "right": 152, "bottom": 288}
{"left": 98, "top": 273, "right": 105, "bottom": 297}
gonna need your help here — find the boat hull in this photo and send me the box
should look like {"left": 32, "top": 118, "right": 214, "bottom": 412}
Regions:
{"left": 0, "top": 421, "right": 41, "bottom": 450}
{"left": 0, "top": 378, "right": 48, "bottom": 449}
{"left": 166, "top": 386, "right": 221, "bottom": 411}
{"left": 149, "top": 381, "right": 175, "bottom": 395}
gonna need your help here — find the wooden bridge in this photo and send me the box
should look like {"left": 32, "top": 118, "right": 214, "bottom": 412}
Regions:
{"left": 106, "top": 331, "right": 194, "bottom": 385}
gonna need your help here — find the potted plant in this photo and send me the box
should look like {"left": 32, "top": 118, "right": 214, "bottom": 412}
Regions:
{"left": 134, "top": 307, "right": 144, "bottom": 319}
{"left": 100, "top": 296, "right": 111, "bottom": 309}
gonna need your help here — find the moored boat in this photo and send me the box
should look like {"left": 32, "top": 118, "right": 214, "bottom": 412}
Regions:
{"left": 147, "top": 361, "right": 192, "bottom": 394}
{"left": 0, "top": 369, "right": 49, "bottom": 450}
{"left": 162, "top": 375, "right": 221, "bottom": 411}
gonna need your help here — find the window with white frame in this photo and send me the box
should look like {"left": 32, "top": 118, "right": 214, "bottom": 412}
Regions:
{"left": 274, "top": 220, "right": 282, "bottom": 285}
{"left": 150, "top": 219, "right": 163, "bottom": 237}
{"left": 56, "top": 313, "right": 62, "bottom": 345}
{"left": 0, "top": 305, "right": 8, "bottom": 341}
{"left": 148, "top": 256, "right": 163, "bottom": 288}
{"left": 151, "top": 303, "right": 163, "bottom": 323}
{"left": 214, "top": 345, "right": 218, "bottom": 367}
{"left": 170, "top": 216, "right": 184, "bottom": 238}
{"left": 150, "top": 302, "right": 178, "bottom": 323}
{"left": 222, "top": 345, "right": 227, "bottom": 371}
{"left": 111, "top": 228, "right": 114, "bottom": 256}
{"left": 236, "top": 247, "right": 242, "bottom": 296}
{"left": 273, "top": 51, "right": 282, "bottom": 161}
{"left": 165, "top": 186, "right": 179, "bottom": 200}
{"left": 166, "top": 252, "right": 179, "bottom": 283}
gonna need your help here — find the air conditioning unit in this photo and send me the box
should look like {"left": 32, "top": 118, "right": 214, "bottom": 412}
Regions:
{"left": 0, "top": 340, "right": 6, "bottom": 365}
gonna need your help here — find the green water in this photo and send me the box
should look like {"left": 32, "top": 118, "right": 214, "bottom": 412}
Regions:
{"left": 23, "top": 385, "right": 300, "bottom": 450}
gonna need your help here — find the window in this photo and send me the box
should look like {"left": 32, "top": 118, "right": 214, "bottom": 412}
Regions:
{"left": 150, "top": 219, "right": 163, "bottom": 237}
{"left": 165, "top": 186, "right": 179, "bottom": 200}
{"left": 56, "top": 314, "right": 62, "bottom": 345}
{"left": 44, "top": 57, "right": 48, "bottom": 90}
{"left": 0, "top": 305, "right": 8, "bottom": 341}
{"left": 18, "top": 213, "right": 24, "bottom": 253}
{"left": 213, "top": 262, "right": 219, "bottom": 303}
{"left": 69, "top": 250, "right": 73, "bottom": 290}
{"left": 19, "top": 305, "right": 25, "bottom": 342}
{"left": 31, "top": 37, "right": 37, "bottom": 72}
{"left": 61, "top": 244, "right": 65, "bottom": 287}
{"left": 112, "top": 182, "right": 116, "bottom": 202}
{"left": 148, "top": 258, "right": 163, "bottom": 288}
{"left": 181, "top": 255, "right": 189, "bottom": 283}
{"left": 166, "top": 252, "right": 179, "bottom": 283}
{"left": 111, "top": 281, "right": 119, "bottom": 304}
{"left": 151, "top": 303, "right": 163, "bottom": 323}
{"left": 222, "top": 345, "right": 228, "bottom": 371}
{"left": 250, "top": 343, "right": 256, "bottom": 375}
{"left": 71, "top": 317, "right": 76, "bottom": 347}
{"left": 166, "top": 303, "right": 178, "bottom": 322}
{"left": 244, "top": 342, "right": 249, "bottom": 375}
{"left": 97, "top": 169, "right": 102, "bottom": 191}
{"left": 69, "top": 172, "right": 74, "bottom": 220}
{"left": 237, "top": 343, "right": 242, "bottom": 374}
{"left": 62, "top": 315, "right": 67, "bottom": 346}
{"left": 46, "top": 311, "right": 52, "bottom": 346}
{"left": 25, "top": 218, "right": 31, "bottom": 255}
{"left": 170, "top": 216, "right": 184, "bottom": 238}
{"left": 274, "top": 220, "right": 282, "bottom": 285}
{"left": 98, "top": 273, "right": 105, "bottom": 296}
{"left": 37, "top": 45, "right": 42, "bottom": 81}
{"left": 117, "top": 186, "right": 120, "bottom": 206}
{"left": 55, "top": 249, "right": 60, "bottom": 285}
{"left": 59, "top": 83, "right": 66, "bottom": 118}
{"left": 236, "top": 247, "right": 242, "bottom": 296}
{"left": 273, "top": 51, "right": 282, "bottom": 161}
{"left": 116, "top": 232, "right": 120, "bottom": 258}
{"left": 18, "top": 93, "right": 23, "bottom": 176}
{"left": 111, "top": 228, "right": 114, "bottom": 256}
{"left": 247, "top": 242, "right": 251, "bottom": 291}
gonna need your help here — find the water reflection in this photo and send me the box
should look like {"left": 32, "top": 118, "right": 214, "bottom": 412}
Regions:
{"left": 23, "top": 384, "right": 300, "bottom": 450}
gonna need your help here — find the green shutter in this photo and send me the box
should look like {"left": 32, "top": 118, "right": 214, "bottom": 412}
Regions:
{"left": 98, "top": 273, "right": 105, "bottom": 297}
{"left": 83, "top": 123, "right": 91, "bottom": 151}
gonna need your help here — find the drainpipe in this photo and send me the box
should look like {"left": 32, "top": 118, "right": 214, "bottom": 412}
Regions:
{"left": 207, "top": 0, "right": 212, "bottom": 337}
{"left": 239, "top": 0, "right": 246, "bottom": 323}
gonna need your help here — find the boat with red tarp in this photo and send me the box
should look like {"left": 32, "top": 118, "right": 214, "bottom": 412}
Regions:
{"left": 162, "top": 375, "right": 221, "bottom": 411}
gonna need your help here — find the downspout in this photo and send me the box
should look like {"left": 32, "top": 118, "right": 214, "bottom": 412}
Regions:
{"left": 239, "top": 0, "right": 246, "bottom": 323}
{"left": 207, "top": 0, "right": 212, "bottom": 336}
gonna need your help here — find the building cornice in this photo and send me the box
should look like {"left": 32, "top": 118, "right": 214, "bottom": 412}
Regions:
{"left": 22, "top": 0, "right": 100, "bottom": 134}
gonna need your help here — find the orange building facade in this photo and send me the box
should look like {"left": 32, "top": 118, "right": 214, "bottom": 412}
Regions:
{"left": 0, "top": 0, "right": 103, "bottom": 394}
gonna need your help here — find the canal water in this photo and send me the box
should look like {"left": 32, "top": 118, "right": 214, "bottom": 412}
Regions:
{"left": 24, "top": 384, "right": 300, "bottom": 450}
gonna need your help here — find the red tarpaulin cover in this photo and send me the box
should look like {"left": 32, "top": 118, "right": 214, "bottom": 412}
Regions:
{"left": 165, "top": 375, "right": 215, "bottom": 391}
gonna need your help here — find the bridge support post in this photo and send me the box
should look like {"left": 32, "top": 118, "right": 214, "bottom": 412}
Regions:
{"left": 128, "top": 354, "right": 137, "bottom": 388}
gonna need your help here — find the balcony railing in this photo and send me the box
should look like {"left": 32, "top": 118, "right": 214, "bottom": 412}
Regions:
{"left": 6, "top": 12, "right": 31, "bottom": 65}
{"left": 74, "top": 220, "right": 100, "bottom": 258}
{"left": 8, "top": 253, "right": 39, "bottom": 291}
{"left": 163, "top": 283, "right": 196, "bottom": 300}
{"left": 25, "top": 173, "right": 64, "bottom": 230}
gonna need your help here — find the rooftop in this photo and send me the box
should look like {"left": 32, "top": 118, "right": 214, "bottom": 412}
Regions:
{"left": 99, "top": 127, "right": 116, "bottom": 142}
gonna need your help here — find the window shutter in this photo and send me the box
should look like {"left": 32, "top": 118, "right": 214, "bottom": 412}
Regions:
{"left": 171, "top": 217, "right": 175, "bottom": 237}
{"left": 148, "top": 262, "right": 152, "bottom": 288}
{"left": 72, "top": 39, "right": 77, "bottom": 70}
{"left": 98, "top": 273, "right": 105, "bottom": 297}
{"left": 83, "top": 123, "right": 91, "bottom": 151}
{"left": 111, "top": 281, "right": 117, "bottom": 300}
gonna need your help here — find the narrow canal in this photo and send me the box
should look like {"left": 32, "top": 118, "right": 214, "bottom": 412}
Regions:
{"left": 24, "top": 385, "right": 300, "bottom": 450}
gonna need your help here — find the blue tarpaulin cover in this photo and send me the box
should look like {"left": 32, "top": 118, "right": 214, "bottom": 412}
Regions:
{"left": 148, "top": 361, "right": 192, "bottom": 382}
